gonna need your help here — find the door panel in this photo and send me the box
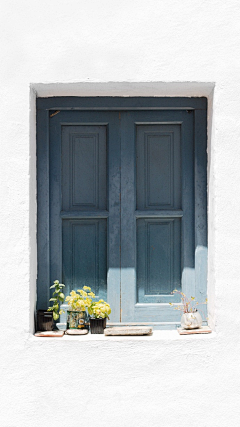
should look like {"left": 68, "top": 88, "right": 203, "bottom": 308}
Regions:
{"left": 62, "top": 219, "right": 107, "bottom": 299}
{"left": 62, "top": 125, "right": 107, "bottom": 211}
{"left": 137, "top": 218, "right": 181, "bottom": 303}
{"left": 136, "top": 125, "right": 181, "bottom": 210}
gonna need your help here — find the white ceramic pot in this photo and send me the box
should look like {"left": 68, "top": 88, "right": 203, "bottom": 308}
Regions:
{"left": 181, "top": 311, "right": 202, "bottom": 329}
{"left": 56, "top": 323, "right": 67, "bottom": 331}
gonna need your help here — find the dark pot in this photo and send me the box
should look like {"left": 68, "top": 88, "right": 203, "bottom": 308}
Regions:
{"left": 90, "top": 318, "right": 106, "bottom": 334}
{"left": 37, "top": 310, "right": 53, "bottom": 331}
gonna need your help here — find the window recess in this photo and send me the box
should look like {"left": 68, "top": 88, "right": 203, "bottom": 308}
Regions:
{"left": 37, "top": 97, "right": 207, "bottom": 329}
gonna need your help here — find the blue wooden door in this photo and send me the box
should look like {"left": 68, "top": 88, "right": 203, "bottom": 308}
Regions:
{"left": 37, "top": 98, "right": 207, "bottom": 327}
{"left": 120, "top": 111, "right": 194, "bottom": 323}
{"left": 49, "top": 111, "right": 122, "bottom": 321}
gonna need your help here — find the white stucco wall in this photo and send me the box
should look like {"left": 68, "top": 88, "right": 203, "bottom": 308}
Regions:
{"left": 1, "top": 1, "right": 240, "bottom": 426}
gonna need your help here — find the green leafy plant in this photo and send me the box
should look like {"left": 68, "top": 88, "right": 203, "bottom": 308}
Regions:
{"left": 88, "top": 299, "right": 111, "bottom": 319}
{"left": 65, "top": 286, "right": 96, "bottom": 311}
{"left": 47, "top": 280, "right": 65, "bottom": 321}
{"left": 169, "top": 290, "right": 207, "bottom": 313}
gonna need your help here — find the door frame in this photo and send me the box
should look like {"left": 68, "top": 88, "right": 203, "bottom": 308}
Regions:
{"left": 37, "top": 96, "right": 207, "bottom": 328}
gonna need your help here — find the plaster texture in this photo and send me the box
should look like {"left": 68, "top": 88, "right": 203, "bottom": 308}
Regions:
{"left": 1, "top": 1, "right": 240, "bottom": 426}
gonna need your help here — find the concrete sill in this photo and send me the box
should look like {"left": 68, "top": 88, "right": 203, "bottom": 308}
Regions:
{"left": 32, "top": 329, "right": 215, "bottom": 342}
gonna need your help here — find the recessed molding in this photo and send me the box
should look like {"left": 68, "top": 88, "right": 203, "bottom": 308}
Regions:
{"left": 30, "top": 83, "right": 215, "bottom": 332}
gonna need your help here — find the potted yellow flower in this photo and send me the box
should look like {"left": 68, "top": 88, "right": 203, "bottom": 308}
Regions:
{"left": 88, "top": 299, "right": 111, "bottom": 334}
{"left": 65, "top": 286, "right": 95, "bottom": 330}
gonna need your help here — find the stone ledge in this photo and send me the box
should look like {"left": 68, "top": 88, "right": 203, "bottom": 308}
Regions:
{"left": 105, "top": 326, "right": 153, "bottom": 336}
{"left": 31, "top": 329, "right": 216, "bottom": 342}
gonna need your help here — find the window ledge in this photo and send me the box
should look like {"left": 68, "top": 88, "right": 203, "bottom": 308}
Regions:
{"left": 31, "top": 329, "right": 215, "bottom": 342}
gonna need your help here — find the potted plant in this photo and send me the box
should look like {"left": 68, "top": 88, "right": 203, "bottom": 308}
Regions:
{"left": 169, "top": 290, "right": 207, "bottom": 329}
{"left": 36, "top": 309, "right": 54, "bottom": 332}
{"left": 47, "top": 280, "right": 65, "bottom": 325}
{"left": 37, "top": 280, "right": 65, "bottom": 331}
{"left": 88, "top": 299, "right": 111, "bottom": 334}
{"left": 65, "top": 286, "right": 95, "bottom": 330}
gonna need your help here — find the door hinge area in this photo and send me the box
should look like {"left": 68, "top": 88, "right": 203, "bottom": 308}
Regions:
{"left": 50, "top": 110, "right": 60, "bottom": 118}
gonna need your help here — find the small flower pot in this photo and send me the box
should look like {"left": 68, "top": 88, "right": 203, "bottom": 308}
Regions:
{"left": 181, "top": 311, "right": 202, "bottom": 329}
{"left": 56, "top": 323, "right": 67, "bottom": 331}
{"left": 37, "top": 310, "right": 53, "bottom": 331}
{"left": 67, "top": 310, "right": 88, "bottom": 329}
{"left": 90, "top": 318, "right": 106, "bottom": 334}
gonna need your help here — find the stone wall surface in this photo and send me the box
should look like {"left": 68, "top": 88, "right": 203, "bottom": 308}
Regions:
{"left": 1, "top": 1, "right": 240, "bottom": 426}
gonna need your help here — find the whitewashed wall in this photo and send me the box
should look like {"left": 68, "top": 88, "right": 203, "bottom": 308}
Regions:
{"left": 1, "top": 1, "right": 240, "bottom": 426}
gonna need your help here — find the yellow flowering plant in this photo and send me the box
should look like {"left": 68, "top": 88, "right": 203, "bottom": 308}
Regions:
{"left": 65, "top": 286, "right": 96, "bottom": 311}
{"left": 88, "top": 299, "right": 111, "bottom": 319}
